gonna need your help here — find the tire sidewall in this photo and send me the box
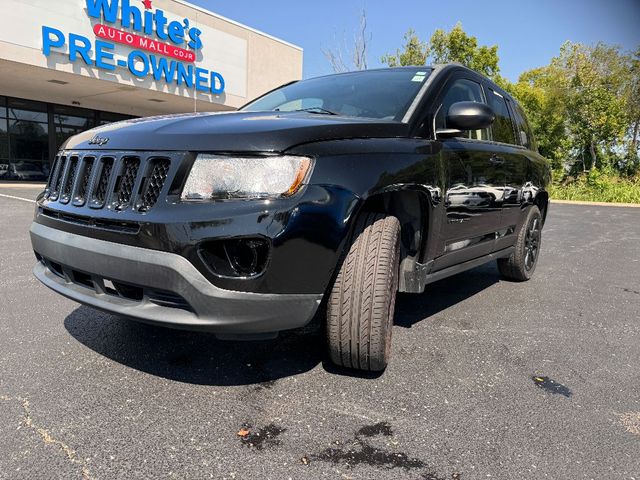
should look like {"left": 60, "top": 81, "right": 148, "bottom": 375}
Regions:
{"left": 520, "top": 206, "right": 542, "bottom": 279}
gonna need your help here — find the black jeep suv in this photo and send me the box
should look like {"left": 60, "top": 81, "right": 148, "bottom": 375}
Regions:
{"left": 30, "top": 64, "right": 550, "bottom": 371}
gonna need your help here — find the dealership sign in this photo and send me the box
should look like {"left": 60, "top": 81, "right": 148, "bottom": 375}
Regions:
{"left": 42, "top": 0, "right": 225, "bottom": 94}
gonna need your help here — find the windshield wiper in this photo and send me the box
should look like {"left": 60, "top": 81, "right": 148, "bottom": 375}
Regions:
{"left": 278, "top": 107, "right": 338, "bottom": 116}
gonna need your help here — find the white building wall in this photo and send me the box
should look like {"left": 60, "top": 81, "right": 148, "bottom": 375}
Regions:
{"left": 0, "top": 0, "right": 302, "bottom": 115}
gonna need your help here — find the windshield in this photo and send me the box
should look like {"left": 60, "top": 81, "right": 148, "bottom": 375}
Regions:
{"left": 241, "top": 68, "right": 432, "bottom": 121}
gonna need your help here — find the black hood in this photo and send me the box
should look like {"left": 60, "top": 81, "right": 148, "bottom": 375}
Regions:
{"left": 61, "top": 111, "right": 410, "bottom": 152}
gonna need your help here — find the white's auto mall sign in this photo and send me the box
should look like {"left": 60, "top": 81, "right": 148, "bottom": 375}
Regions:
{"left": 0, "top": 0, "right": 248, "bottom": 98}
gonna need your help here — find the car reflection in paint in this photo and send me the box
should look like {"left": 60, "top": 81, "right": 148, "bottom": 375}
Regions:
{"left": 3, "top": 162, "right": 47, "bottom": 181}
{"left": 447, "top": 184, "right": 499, "bottom": 208}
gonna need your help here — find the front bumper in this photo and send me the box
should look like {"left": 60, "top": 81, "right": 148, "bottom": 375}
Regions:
{"left": 30, "top": 222, "right": 322, "bottom": 335}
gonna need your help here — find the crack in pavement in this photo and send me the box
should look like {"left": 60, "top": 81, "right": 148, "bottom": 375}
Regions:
{"left": 1, "top": 395, "right": 94, "bottom": 479}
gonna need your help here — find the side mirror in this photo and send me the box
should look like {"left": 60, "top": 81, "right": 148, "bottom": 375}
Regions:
{"left": 436, "top": 101, "right": 495, "bottom": 138}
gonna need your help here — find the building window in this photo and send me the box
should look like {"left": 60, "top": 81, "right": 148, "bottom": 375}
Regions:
{"left": 98, "top": 111, "right": 132, "bottom": 126}
{"left": 53, "top": 104, "right": 96, "bottom": 151}
{"left": 6, "top": 98, "right": 49, "bottom": 180}
{"left": 0, "top": 118, "right": 8, "bottom": 158}
{"left": 0, "top": 118, "right": 8, "bottom": 179}
{"left": 0, "top": 95, "right": 135, "bottom": 182}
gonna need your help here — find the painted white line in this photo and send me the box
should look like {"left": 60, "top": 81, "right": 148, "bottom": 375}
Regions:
{"left": 0, "top": 193, "right": 36, "bottom": 204}
{"left": 552, "top": 199, "right": 640, "bottom": 208}
{"left": 0, "top": 183, "right": 46, "bottom": 189}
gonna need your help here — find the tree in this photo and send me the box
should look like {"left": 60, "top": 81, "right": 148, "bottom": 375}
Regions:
{"left": 380, "top": 23, "right": 639, "bottom": 178}
{"left": 381, "top": 23, "right": 499, "bottom": 78}
{"left": 427, "top": 22, "right": 499, "bottom": 78}
{"left": 322, "top": 9, "right": 370, "bottom": 73}
{"left": 555, "top": 42, "right": 628, "bottom": 171}
{"left": 505, "top": 41, "right": 638, "bottom": 176}
{"left": 623, "top": 48, "right": 640, "bottom": 171}
{"left": 380, "top": 29, "right": 428, "bottom": 67}
{"left": 503, "top": 65, "right": 570, "bottom": 171}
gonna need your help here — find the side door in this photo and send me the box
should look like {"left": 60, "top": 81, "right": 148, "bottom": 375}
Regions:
{"left": 484, "top": 87, "right": 530, "bottom": 251}
{"left": 431, "top": 75, "right": 505, "bottom": 271}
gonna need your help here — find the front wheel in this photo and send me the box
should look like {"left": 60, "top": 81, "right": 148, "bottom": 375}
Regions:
{"left": 498, "top": 206, "right": 542, "bottom": 281}
{"left": 326, "top": 213, "right": 401, "bottom": 372}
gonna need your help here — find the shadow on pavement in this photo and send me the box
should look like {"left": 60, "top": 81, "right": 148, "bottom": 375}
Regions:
{"left": 64, "top": 306, "right": 324, "bottom": 386}
{"left": 394, "top": 262, "right": 501, "bottom": 328}
{"left": 64, "top": 264, "right": 500, "bottom": 384}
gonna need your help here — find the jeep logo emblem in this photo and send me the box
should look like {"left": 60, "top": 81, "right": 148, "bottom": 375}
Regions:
{"left": 88, "top": 135, "right": 109, "bottom": 146}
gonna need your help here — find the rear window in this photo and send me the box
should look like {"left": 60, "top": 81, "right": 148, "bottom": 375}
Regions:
{"left": 486, "top": 89, "right": 516, "bottom": 145}
{"left": 512, "top": 103, "right": 536, "bottom": 151}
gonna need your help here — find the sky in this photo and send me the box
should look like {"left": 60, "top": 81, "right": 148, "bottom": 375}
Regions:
{"left": 189, "top": 0, "right": 640, "bottom": 81}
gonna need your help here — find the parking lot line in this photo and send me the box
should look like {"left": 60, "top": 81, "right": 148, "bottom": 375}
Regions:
{"left": 0, "top": 183, "right": 46, "bottom": 189}
{"left": 0, "top": 193, "right": 36, "bottom": 204}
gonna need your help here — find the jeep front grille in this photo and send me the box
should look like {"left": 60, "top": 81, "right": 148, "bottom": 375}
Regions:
{"left": 137, "top": 158, "right": 171, "bottom": 212}
{"left": 44, "top": 151, "right": 178, "bottom": 214}
{"left": 114, "top": 157, "right": 140, "bottom": 210}
{"left": 73, "top": 157, "right": 95, "bottom": 206}
{"left": 47, "top": 155, "right": 64, "bottom": 200}
{"left": 59, "top": 156, "right": 79, "bottom": 204}
{"left": 91, "top": 157, "right": 114, "bottom": 208}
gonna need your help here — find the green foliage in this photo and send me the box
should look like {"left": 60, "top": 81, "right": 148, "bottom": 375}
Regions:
{"left": 504, "top": 41, "right": 639, "bottom": 180}
{"left": 623, "top": 47, "right": 640, "bottom": 172}
{"left": 550, "top": 170, "right": 640, "bottom": 203}
{"left": 501, "top": 64, "right": 570, "bottom": 169}
{"left": 427, "top": 22, "right": 499, "bottom": 77}
{"left": 381, "top": 23, "right": 499, "bottom": 78}
{"left": 380, "top": 24, "right": 640, "bottom": 202}
{"left": 380, "top": 29, "right": 428, "bottom": 67}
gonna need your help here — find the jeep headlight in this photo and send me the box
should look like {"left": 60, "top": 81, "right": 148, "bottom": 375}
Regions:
{"left": 181, "top": 154, "right": 313, "bottom": 200}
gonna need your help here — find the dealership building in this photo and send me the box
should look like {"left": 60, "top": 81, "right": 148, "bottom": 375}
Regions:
{"left": 0, "top": 0, "right": 303, "bottom": 181}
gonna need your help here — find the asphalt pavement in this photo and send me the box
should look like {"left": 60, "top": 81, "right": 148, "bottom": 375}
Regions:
{"left": 1, "top": 184, "right": 639, "bottom": 480}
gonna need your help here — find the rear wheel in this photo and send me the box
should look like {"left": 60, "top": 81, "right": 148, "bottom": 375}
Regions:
{"left": 498, "top": 206, "right": 542, "bottom": 281}
{"left": 326, "top": 213, "right": 401, "bottom": 371}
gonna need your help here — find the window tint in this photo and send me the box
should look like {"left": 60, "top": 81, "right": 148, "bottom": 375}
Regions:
{"left": 435, "top": 78, "right": 489, "bottom": 141}
{"left": 242, "top": 69, "right": 431, "bottom": 121}
{"left": 486, "top": 89, "right": 516, "bottom": 144}
{"left": 0, "top": 118, "right": 8, "bottom": 161}
{"left": 0, "top": 95, "right": 136, "bottom": 182}
{"left": 512, "top": 103, "right": 536, "bottom": 150}
{"left": 9, "top": 119, "right": 49, "bottom": 164}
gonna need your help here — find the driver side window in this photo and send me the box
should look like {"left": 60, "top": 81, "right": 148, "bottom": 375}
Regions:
{"left": 435, "top": 78, "right": 489, "bottom": 141}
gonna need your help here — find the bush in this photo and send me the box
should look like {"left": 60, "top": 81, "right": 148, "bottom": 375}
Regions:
{"left": 549, "top": 169, "right": 640, "bottom": 203}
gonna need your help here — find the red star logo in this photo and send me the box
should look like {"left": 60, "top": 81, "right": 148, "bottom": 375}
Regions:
{"left": 142, "top": 0, "right": 152, "bottom": 9}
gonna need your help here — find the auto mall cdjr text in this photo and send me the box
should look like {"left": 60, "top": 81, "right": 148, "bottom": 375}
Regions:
{"left": 41, "top": 0, "right": 226, "bottom": 94}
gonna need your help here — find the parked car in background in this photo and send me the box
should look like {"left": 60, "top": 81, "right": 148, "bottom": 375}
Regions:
{"left": 4, "top": 162, "right": 46, "bottom": 181}
{"left": 30, "top": 64, "right": 551, "bottom": 371}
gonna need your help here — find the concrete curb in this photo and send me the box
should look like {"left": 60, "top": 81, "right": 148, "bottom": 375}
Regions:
{"left": 551, "top": 199, "right": 640, "bottom": 208}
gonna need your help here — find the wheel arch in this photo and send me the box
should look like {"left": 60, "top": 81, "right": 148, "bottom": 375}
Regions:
{"left": 352, "top": 185, "right": 435, "bottom": 292}
{"left": 534, "top": 190, "right": 549, "bottom": 225}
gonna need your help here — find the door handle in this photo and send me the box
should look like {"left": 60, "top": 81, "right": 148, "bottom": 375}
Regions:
{"left": 488, "top": 155, "right": 505, "bottom": 165}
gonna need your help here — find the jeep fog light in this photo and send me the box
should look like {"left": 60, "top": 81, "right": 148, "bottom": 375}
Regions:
{"left": 181, "top": 154, "right": 313, "bottom": 200}
{"left": 199, "top": 238, "right": 270, "bottom": 277}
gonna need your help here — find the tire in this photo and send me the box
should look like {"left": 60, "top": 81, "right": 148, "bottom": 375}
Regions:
{"left": 326, "top": 212, "right": 401, "bottom": 371}
{"left": 497, "top": 206, "right": 542, "bottom": 281}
